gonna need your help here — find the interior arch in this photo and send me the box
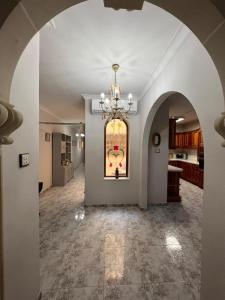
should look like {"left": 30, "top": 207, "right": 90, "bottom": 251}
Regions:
{"left": 0, "top": 1, "right": 225, "bottom": 300}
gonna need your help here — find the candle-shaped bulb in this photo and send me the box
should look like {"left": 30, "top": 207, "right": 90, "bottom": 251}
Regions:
{"left": 100, "top": 93, "right": 105, "bottom": 100}
{"left": 128, "top": 93, "right": 133, "bottom": 102}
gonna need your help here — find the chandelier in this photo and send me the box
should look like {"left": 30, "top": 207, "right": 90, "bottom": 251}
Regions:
{"left": 99, "top": 64, "right": 133, "bottom": 120}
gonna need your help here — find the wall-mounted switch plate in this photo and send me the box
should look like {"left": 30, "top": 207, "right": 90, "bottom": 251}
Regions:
{"left": 19, "top": 153, "right": 30, "bottom": 168}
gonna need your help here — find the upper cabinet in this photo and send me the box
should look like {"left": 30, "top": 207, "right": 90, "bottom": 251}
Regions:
{"left": 169, "top": 119, "right": 176, "bottom": 149}
{"left": 170, "top": 128, "right": 203, "bottom": 150}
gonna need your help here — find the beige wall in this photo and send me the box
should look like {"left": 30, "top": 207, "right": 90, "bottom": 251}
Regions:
{"left": 2, "top": 34, "right": 40, "bottom": 300}
{"left": 140, "top": 32, "right": 225, "bottom": 300}
{"left": 72, "top": 134, "right": 85, "bottom": 170}
{"left": 39, "top": 107, "right": 75, "bottom": 191}
{"left": 148, "top": 101, "right": 169, "bottom": 204}
{"left": 85, "top": 99, "right": 140, "bottom": 205}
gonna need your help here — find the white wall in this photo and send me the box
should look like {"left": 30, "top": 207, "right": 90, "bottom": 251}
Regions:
{"left": 172, "top": 120, "right": 201, "bottom": 159}
{"left": 148, "top": 102, "right": 169, "bottom": 204}
{"left": 39, "top": 107, "right": 76, "bottom": 191}
{"left": 1, "top": 34, "right": 40, "bottom": 300}
{"left": 72, "top": 134, "right": 85, "bottom": 170}
{"left": 85, "top": 99, "right": 140, "bottom": 205}
{"left": 139, "top": 32, "right": 225, "bottom": 300}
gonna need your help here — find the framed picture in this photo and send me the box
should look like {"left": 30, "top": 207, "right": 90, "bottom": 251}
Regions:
{"left": 45, "top": 133, "right": 51, "bottom": 142}
{"left": 152, "top": 133, "right": 161, "bottom": 146}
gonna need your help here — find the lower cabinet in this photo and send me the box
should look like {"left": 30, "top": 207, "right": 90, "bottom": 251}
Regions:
{"left": 169, "top": 161, "right": 204, "bottom": 188}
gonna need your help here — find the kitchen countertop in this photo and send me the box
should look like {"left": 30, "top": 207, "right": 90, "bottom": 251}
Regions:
{"left": 168, "top": 165, "right": 183, "bottom": 173}
{"left": 169, "top": 158, "right": 199, "bottom": 165}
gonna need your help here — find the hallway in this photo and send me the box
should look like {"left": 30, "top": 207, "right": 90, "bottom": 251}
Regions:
{"left": 40, "top": 165, "right": 202, "bottom": 300}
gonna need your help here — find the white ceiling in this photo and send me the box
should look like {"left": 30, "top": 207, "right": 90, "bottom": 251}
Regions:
{"left": 169, "top": 93, "right": 198, "bottom": 125}
{"left": 40, "top": 0, "right": 183, "bottom": 122}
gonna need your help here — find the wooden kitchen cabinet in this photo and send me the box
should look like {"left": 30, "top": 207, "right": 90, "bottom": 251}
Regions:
{"left": 174, "top": 129, "right": 203, "bottom": 150}
{"left": 191, "top": 130, "right": 199, "bottom": 149}
{"left": 169, "top": 119, "right": 177, "bottom": 149}
{"left": 176, "top": 133, "right": 184, "bottom": 148}
{"left": 183, "top": 132, "right": 191, "bottom": 148}
{"left": 199, "top": 130, "right": 204, "bottom": 147}
{"left": 169, "top": 160, "right": 204, "bottom": 188}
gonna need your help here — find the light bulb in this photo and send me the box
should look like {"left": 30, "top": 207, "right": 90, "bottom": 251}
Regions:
{"left": 80, "top": 133, "right": 85, "bottom": 137}
{"left": 128, "top": 93, "right": 133, "bottom": 102}
{"left": 176, "top": 117, "right": 185, "bottom": 123}
{"left": 100, "top": 93, "right": 105, "bottom": 100}
{"left": 75, "top": 133, "right": 79, "bottom": 137}
{"left": 105, "top": 98, "right": 110, "bottom": 105}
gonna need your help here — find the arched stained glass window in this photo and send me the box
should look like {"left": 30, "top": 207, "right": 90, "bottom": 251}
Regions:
{"left": 104, "top": 118, "right": 128, "bottom": 178}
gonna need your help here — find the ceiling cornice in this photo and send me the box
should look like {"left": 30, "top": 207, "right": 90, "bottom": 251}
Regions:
{"left": 40, "top": 104, "right": 65, "bottom": 122}
{"left": 139, "top": 25, "right": 191, "bottom": 101}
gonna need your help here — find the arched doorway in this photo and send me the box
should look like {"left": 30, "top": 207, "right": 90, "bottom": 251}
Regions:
{"left": 145, "top": 93, "right": 205, "bottom": 297}
{"left": 147, "top": 93, "right": 204, "bottom": 205}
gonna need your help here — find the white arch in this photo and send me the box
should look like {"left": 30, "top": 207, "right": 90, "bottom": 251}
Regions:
{"left": 139, "top": 30, "right": 225, "bottom": 299}
{"left": 0, "top": 1, "right": 224, "bottom": 300}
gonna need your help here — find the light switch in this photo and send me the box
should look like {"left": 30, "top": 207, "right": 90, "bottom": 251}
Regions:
{"left": 19, "top": 153, "right": 30, "bottom": 168}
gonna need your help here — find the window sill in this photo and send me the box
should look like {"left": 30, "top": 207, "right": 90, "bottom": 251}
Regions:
{"left": 104, "top": 177, "right": 130, "bottom": 181}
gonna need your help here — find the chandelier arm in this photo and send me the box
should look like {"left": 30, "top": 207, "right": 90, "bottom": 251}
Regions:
{"left": 99, "top": 64, "right": 133, "bottom": 120}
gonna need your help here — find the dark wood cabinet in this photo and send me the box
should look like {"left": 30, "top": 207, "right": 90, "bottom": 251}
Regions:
{"left": 191, "top": 130, "right": 199, "bottom": 149}
{"left": 173, "top": 129, "right": 203, "bottom": 150}
{"left": 169, "top": 119, "right": 176, "bottom": 149}
{"left": 169, "top": 160, "right": 204, "bottom": 189}
{"left": 168, "top": 170, "right": 182, "bottom": 202}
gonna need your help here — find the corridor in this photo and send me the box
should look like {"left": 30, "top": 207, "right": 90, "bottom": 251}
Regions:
{"left": 40, "top": 165, "right": 202, "bottom": 300}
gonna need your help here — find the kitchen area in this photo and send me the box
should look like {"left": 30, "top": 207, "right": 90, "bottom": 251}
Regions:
{"left": 167, "top": 95, "right": 204, "bottom": 202}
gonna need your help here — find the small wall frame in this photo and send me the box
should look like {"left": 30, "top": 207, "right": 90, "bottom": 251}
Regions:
{"left": 152, "top": 133, "right": 161, "bottom": 147}
{"left": 45, "top": 133, "right": 51, "bottom": 142}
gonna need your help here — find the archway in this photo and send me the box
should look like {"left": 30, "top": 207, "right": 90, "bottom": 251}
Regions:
{"left": 0, "top": 1, "right": 225, "bottom": 300}
{"left": 146, "top": 92, "right": 204, "bottom": 203}
{"left": 145, "top": 92, "right": 205, "bottom": 296}
{"left": 138, "top": 20, "right": 225, "bottom": 299}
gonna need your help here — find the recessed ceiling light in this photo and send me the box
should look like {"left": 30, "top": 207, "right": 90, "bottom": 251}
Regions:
{"left": 176, "top": 117, "right": 185, "bottom": 123}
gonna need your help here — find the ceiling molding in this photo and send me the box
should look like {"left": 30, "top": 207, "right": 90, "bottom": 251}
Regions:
{"left": 140, "top": 25, "right": 191, "bottom": 101}
{"left": 203, "top": 19, "right": 225, "bottom": 44}
{"left": 40, "top": 104, "right": 65, "bottom": 122}
{"left": 19, "top": 2, "right": 38, "bottom": 31}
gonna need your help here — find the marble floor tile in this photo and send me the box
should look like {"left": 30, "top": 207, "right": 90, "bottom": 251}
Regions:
{"left": 40, "top": 165, "right": 202, "bottom": 299}
{"left": 151, "top": 282, "right": 199, "bottom": 300}
{"left": 104, "top": 284, "right": 153, "bottom": 300}
{"left": 42, "top": 287, "right": 104, "bottom": 300}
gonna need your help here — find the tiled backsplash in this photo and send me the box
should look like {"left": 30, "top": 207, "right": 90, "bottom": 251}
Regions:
{"left": 169, "top": 148, "right": 198, "bottom": 160}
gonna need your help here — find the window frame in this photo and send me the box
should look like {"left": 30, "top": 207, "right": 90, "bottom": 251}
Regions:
{"left": 104, "top": 118, "right": 129, "bottom": 178}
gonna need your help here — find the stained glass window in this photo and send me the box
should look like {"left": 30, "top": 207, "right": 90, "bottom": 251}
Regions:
{"left": 104, "top": 118, "right": 128, "bottom": 178}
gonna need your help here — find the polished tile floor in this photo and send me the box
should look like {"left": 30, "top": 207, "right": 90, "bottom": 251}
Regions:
{"left": 40, "top": 164, "right": 203, "bottom": 300}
